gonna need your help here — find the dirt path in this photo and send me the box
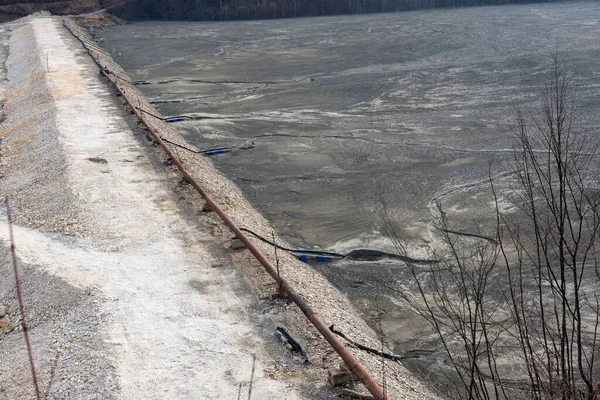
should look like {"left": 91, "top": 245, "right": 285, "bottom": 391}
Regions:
{"left": 1, "top": 17, "right": 305, "bottom": 399}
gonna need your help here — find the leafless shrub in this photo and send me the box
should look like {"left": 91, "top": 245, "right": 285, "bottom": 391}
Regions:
{"left": 380, "top": 53, "right": 600, "bottom": 400}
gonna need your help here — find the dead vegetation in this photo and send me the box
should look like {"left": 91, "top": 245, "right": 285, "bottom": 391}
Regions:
{"left": 379, "top": 53, "right": 600, "bottom": 399}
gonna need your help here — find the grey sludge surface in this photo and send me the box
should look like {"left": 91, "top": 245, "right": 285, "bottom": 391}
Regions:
{"left": 99, "top": 2, "right": 600, "bottom": 383}
{"left": 100, "top": 2, "right": 600, "bottom": 253}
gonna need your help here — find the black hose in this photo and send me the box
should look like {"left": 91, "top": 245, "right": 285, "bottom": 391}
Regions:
{"left": 160, "top": 137, "right": 230, "bottom": 155}
{"left": 238, "top": 227, "right": 440, "bottom": 264}
{"left": 150, "top": 99, "right": 182, "bottom": 104}
{"left": 329, "top": 325, "right": 405, "bottom": 362}
{"left": 135, "top": 108, "right": 232, "bottom": 155}
{"left": 136, "top": 106, "right": 210, "bottom": 123}
{"left": 107, "top": 70, "right": 135, "bottom": 84}
{"left": 239, "top": 227, "right": 345, "bottom": 259}
{"left": 276, "top": 326, "right": 309, "bottom": 362}
{"left": 136, "top": 106, "right": 169, "bottom": 121}
{"left": 104, "top": 69, "right": 157, "bottom": 86}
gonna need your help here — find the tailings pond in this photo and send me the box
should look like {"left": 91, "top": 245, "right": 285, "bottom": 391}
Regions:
{"left": 98, "top": 0, "right": 600, "bottom": 389}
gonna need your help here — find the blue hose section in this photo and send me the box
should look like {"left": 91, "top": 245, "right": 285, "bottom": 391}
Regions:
{"left": 239, "top": 228, "right": 345, "bottom": 263}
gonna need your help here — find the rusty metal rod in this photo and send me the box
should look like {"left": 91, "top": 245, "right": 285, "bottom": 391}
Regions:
{"left": 97, "top": 62, "right": 388, "bottom": 399}
{"left": 5, "top": 199, "right": 41, "bottom": 400}
{"left": 247, "top": 354, "right": 256, "bottom": 400}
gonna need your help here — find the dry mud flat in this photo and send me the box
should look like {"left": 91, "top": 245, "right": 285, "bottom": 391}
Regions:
{"left": 0, "top": 16, "right": 436, "bottom": 399}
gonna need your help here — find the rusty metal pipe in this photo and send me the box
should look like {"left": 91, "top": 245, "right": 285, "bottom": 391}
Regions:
{"left": 96, "top": 61, "right": 388, "bottom": 400}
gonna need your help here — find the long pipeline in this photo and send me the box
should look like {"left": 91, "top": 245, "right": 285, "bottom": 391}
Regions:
{"left": 64, "top": 20, "right": 388, "bottom": 396}
{"left": 100, "top": 68, "right": 389, "bottom": 400}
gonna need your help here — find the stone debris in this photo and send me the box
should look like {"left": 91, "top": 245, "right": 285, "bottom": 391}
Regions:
{"left": 0, "top": 318, "right": 15, "bottom": 334}
{"left": 0, "top": 304, "right": 13, "bottom": 334}
{"left": 328, "top": 363, "right": 358, "bottom": 386}
{"left": 339, "top": 388, "right": 376, "bottom": 399}
{"left": 230, "top": 238, "right": 245, "bottom": 250}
